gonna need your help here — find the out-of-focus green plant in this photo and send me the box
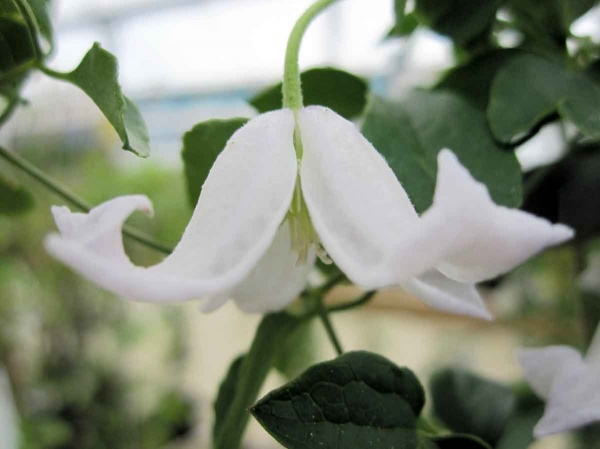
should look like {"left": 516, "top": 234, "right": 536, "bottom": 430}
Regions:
{"left": 0, "top": 148, "right": 194, "bottom": 449}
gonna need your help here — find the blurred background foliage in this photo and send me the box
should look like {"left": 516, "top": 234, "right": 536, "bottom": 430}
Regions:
{"left": 0, "top": 147, "right": 195, "bottom": 449}
{"left": 0, "top": 0, "right": 600, "bottom": 448}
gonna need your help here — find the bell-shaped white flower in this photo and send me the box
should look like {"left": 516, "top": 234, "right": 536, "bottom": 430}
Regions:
{"left": 45, "top": 107, "right": 573, "bottom": 315}
{"left": 517, "top": 324, "right": 600, "bottom": 437}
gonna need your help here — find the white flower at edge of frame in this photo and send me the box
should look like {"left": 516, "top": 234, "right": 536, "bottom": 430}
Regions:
{"left": 44, "top": 107, "right": 573, "bottom": 316}
{"left": 518, "top": 324, "right": 600, "bottom": 437}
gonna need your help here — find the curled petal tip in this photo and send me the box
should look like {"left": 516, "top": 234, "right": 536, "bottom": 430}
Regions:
{"left": 552, "top": 224, "right": 575, "bottom": 243}
{"left": 437, "top": 148, "right": 457, "bottom": 162}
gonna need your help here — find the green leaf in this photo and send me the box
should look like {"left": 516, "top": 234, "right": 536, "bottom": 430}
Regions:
{"left": 414, "top": 0, "right": 501, "bottom": 47}
{"left": 507, "top": 0, "right": 596, "bottom": 43}
{"left": 25, "top": 0, "right": 52, "bottom": 50}
{"left": 581, "top": 289, "right": 600, "bottom": 347}
{"left": 0, "top": 172, "right": 33, "bottom": 215}
{"left": 495, "top": 409, "right": 542, "bottom": 449}
{"left": 251, "top": 351, "right": 425, "bottom": 449}
{"left": 436, "top": 49, "right": 521, "bottom": 109}
{"left": 431, "top": 434, "right": 492, "bottom": 449}
{"left": 181, "top": 117, "right": 248, "bottom": 207}
{"left": 430, "top": 368, "right": 516, "bottom": 446}
{"left": 523, "top": 143, "right": 600, "bottom": 240}
{"left": 61, "top": 42, "right": 151, "bottom": 157}
{"left": 361, "top": 92, "right": 522, "bottom": 214}
{"left": 273, "top": 319, "right": 320, "bottom": 380}
{"left": 213, "top": 354, "right": 245, "bottom": 441}
{"left": 250, "top": 67, "right": 368, "bottom": 120}
{"left": 495, "top": 385, "right": 544, "bottom": 449}
{"left": 387, "top": 0, "right": 419, "bottom": 38}
{"left": 213, "top": 313, "right": 305, "bottom": 449}
{"left": 388, "top": 12, "right": 419, "bottom": 37}
{"left": 0, "top": 9, "right": 35, "bottom": 71}
{"left": 488, "top": 53, "right": 600, "bottom": 143}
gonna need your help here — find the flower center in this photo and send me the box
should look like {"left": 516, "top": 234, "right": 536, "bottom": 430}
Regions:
{"left": 287, "top": 173, "right": 330, "bottom": 265}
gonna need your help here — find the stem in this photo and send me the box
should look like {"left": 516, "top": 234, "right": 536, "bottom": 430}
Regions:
{"left": 38, "top": 64, "right": 71, "bottom": 81}
{"left": 214, "top": 313, "right": 306, "bottom": 449}
{"left": 497, "top": 111, "right": 560, "bottom": 150}
{"left": 317, "top": 298, "right": 344, "bottom": 355}
{"left": 12, "top": 0, "right": 42, "bottom": 60}
{"left": 329, "top": 290, "right": 376, "bottom": 313}
{"left": 0, "top": 60, "right": 36, "bottom": 85}
{"left": 320, "top": 272, "right": 345, "bottom": 293}
{"left": 0, "top": 146, "right": 172, "bottom": 255}
{"left": 282, "top": 0, "right": 338, "bottom": 109}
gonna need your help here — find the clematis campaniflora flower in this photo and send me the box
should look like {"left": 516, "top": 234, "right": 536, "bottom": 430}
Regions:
{"left": 45, "top": 107, "right": 573, "bottom": 316}
{"left": 517, "top": 324, "right": 600, "bottom": 437}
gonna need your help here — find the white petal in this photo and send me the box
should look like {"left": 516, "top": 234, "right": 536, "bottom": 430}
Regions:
{"left": 586, "top": 323, "right": 600, "bottom": 370}
{"left": 402, "top": 270, "right": 492, "bottom": 320}
{"left": 46, "top": 110, "right": 298, "bottom": 305}
{"left": 228, "top": 222, "right": 315, "bottom": 313}
{"left": 533, "top": 358, "right": 600, "bottom": 437}
{"left": 51, "top": 195, "right": 153, "bottom": 260}
{"left": 298, "top": 106, "right": 419, "bottom": 288}
{"left": 517, "top": 346, "right": 582, "bottom": 400}
{"left": 433, "top": 150, "right": 574, "bottom": 283}
{"left": 379, "top": 150, "right": 573, "bottom": 284}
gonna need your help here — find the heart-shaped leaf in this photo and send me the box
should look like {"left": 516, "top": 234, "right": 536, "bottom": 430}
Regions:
{"left": 60, "top": 43, "right": 151, "bottom": 157}
{"left": 251, "top": 351, "right": 425, "bottom": 449}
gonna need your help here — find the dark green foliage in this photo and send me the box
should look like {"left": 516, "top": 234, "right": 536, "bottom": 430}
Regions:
{"left": 431, "top": 434, "right": 492, "bottom": 449}
{"left": 181, "top": 118, "right": 248, "bottom": 207}
{"left": 488, "top": 53, "right": 600, "bottom": 143}
{"left": 505, "top": 0, "right": 596, "bottom": 50}
{"left": 213, "top": 313, "right": 306, "bottom": 449}
{"left": 430, "top": 368, "right": 516, "bottom": 446}
{"left": 0, "top": 173, "right": 33, "bottom": 214}
{"left": 362, "top": 92, "right": 522, "bottom": 213}
{"left": 414, "top": 0, "right": 501, "bottom": 48}
{"left": 251, "top": 351, "right": 425, "bottom": 449}
{"left": 495, "top": 385, "right": 544, "bottom": 449}
{"left": 250, "top": 67, "right": 368, "bottom": 119}
{"left": 387, "top": 0, "right": 419, "bottom": 38}
{"left": 273, "top": 319, "right": 320, "bottom": 380}
{"left": 523, "top": 143, "right": 600, "bottom": 240}
{"left": 436, "top": 49, "right": 521, "bottom": 109}
{"left": 213, "top": 354, "right": 245, "bottom": 441}
{"left": 63, "top": 43, "right": 151, "bottom": 157}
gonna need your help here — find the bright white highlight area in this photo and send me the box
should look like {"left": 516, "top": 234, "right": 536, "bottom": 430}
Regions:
{"left": 50, "top": 0, "right": 398, "bottom": 95}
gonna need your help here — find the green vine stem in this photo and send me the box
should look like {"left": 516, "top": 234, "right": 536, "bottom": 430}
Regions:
{"left": 318, "top": 297, "right": 344, "bottom": 355}
{"left": 282, "top": 0, "right": 339, "bottom": 110}
{"left": 12, "top": 0, "right": 43, "bottom": 60}
{"left": 329, "top": 290, "right": 376, "bottom": 313}
{"left": 0, "top": 146, "right": 173, "bottom": 255}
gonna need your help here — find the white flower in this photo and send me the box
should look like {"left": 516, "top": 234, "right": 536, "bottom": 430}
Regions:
{"left": 517, "top": 324, "right": 600, "bottom": 437}
{"left": 45, "top": 107, "right": 573, "bottom": 315}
